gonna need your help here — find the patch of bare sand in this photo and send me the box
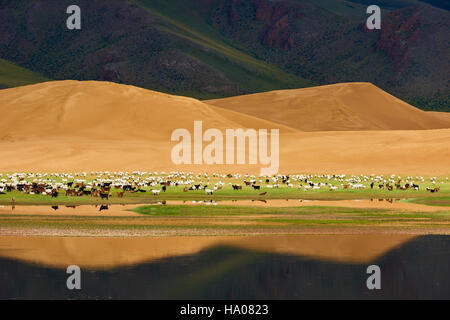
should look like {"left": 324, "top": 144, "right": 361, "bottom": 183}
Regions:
{"left": 168, "top": 199, "right": 450, "bottom": 212}
{"left": 0, "top": 129, "right": 449, "bottom": 175}
{"left": 0, "top": 234, "right": 417, "bottom": 268}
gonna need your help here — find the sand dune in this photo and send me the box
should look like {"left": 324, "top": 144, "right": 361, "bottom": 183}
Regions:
{"left": 0, "top": 80, "right": 449, "bottom": 175}
{"left": 429, "top": 111, "right": 450, "bottom": 123}
{"left": 0, "top": 80, "right": 295, "bottom": 141}
{"left": 206, "top": 83, "right": 450, "bottom": 131}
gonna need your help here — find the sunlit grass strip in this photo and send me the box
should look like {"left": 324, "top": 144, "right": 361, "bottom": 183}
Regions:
{"left": 0, "top": 58, "right": 50, "bottom": 87}
{"left": 132, "top": 205, "right": 388, "bottom": 216}
{"left": 403, "top": 197, "right": 450, "bottom": 207}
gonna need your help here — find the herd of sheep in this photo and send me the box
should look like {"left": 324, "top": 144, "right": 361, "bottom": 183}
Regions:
{"left": 0, "top": 171, "right": 446, "bottom": 200}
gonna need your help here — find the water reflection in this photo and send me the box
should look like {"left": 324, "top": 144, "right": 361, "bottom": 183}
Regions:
{"left": 99, "top": 204, "right": 109, "bottom": 212}
{"left": 0, "top": 235, "right": 449, "bottom": 299}
{"left": 0, "top": 197, "right": 446, "bottom": 217}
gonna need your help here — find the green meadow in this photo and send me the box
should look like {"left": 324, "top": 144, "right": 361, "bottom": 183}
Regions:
{"left": 1, "top": 174, "right": 449, "bottom": 206}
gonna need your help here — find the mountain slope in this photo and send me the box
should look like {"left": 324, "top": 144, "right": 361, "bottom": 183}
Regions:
{"left": 210, "top": 0, "right": 449, "bottom": 110}
{"left": 0, "top": 58, "right": 50, "bottom": 89}
{"left": 207, "top": 83, "right": 450, "bottom": 131}
{"left": 0, "top": 0, "right": 312, "bottom": 99}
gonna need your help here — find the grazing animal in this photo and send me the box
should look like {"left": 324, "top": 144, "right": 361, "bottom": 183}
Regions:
{"left": 151, "top": 190, "right": 161, "bottom": 195}
{"left": 259, "top": 192, "right": 267, "bottom": 196}
{"left": 252, "top": 185, "right": 261, "bottom": 190}
{"left": 99, "top": 204, "right": 109, "bottom": 212}
{"left": 426, "top": 187, "right": 440, "bottom": 193}
{"left": 99, "top": 193, "right": 109, "bottom": 200}
{"left": 92, "top": 190, "right": 100, "bottom": 197}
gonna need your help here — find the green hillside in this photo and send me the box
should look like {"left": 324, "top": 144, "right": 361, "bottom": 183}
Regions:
{"left": 0, "top": 58, "right": 50, "bottom": 89}
{"left": 131, "top": 0, "right": 314, "bottom": 93}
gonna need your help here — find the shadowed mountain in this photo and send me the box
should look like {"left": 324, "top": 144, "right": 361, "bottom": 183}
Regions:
{"left": 0, "top": 0, "right": 311, "bottom": 99}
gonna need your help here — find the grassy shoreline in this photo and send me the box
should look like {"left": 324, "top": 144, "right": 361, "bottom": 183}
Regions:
{"left": 1, "top": 204, "right": 449, "bottom": 237}
{"left": 1, "top": 190, "right": 449, "bottom": 206}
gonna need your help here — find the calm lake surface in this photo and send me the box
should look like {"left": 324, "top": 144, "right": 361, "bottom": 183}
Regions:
{"left": 0, "top": 235, "right": 449, "bottom": 299}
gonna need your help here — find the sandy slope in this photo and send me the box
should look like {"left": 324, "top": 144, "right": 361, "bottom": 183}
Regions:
{"left": 206, "top": 83, "right": 450, "bottom": 131}
{"left": 0, "top": 80, "right": 449, "bottom": 175}
{"left": 429, "top": 111, "right": 450, "bottom": 123}
{"left": 0, "top": 80, "right": 295, "bottom": 141}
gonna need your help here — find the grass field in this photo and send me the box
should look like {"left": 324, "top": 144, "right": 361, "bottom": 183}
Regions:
{"left": 1, "top": 183, "right": 449, "bottom": 205}
{"left": 0, "top": 173, "right": 448, "bottom": 205}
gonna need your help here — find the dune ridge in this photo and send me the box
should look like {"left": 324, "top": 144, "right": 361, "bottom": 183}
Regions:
{"left": 206, "top": 83, "right": 450, "bottom": 131}
{"left": 0, "top": 80, "right": 296, "bottom": 141}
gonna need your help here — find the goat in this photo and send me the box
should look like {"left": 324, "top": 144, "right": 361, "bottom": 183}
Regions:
{"left": 99, "top": 193, "right": 109, "bottom": 200}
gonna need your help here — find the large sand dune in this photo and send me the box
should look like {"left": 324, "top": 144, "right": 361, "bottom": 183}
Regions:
{"left": 206, "top": 83, "right": 450, "bottom": 131}
{"left": 0, "top": 80, "right": 449, "bottom": 175}
{"left": 0, "top": 80, "right": 294, "bottom": 140}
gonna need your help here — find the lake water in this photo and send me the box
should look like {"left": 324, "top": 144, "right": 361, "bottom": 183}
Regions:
{"left": 0, "top": 234, "right": 449, "bottom": 299}
{"left": 2, "top": 198, "right": 443, "bottom": 217}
